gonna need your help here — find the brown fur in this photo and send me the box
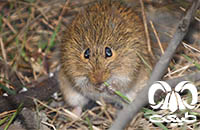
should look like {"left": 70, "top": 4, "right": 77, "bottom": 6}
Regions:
{"left": 58, "top": 0, "right": 153, "bottom": 109}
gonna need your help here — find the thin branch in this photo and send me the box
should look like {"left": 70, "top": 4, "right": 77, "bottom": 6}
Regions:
{"left": 109, "top": 0, "right": 200, "bottom": 129}
{"left": 0, "top": 37, "right": 7, "bottom": 63}
{"left": 149, "top": 20, "right": 172, "bottom": 77}
{"left": 140, "top": 0, "right": 154, "bottom": 57}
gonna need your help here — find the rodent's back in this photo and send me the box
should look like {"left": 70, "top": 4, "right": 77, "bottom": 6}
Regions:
{"left": 59, "top": 0, "right": 151, "bottom": 102}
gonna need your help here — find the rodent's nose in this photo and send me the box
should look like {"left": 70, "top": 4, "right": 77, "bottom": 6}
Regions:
{"left": 89, "top": 70, "right": 110, "bottom": 85}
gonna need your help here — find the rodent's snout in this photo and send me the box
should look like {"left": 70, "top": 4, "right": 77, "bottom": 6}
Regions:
{"left": 89, "top": 70, "right": 110, "bottom": 86}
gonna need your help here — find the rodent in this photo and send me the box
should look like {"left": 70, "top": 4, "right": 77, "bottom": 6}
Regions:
{"left": 58, "top": 0, "right": 153, "bottom": 114}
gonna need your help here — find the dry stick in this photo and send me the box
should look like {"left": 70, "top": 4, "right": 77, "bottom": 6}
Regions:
{"left": 109, "top": 0, "right": 200, "bottom": 129}
{"left": 56, "top": 0, "right": 69, "bottom": 26}
{"left": 2, "top": 17, "right": 17, "bottom": 34}
{"left": 149, "top": 21, "right": 172, "bottom": 77}
{"left": 139, "top": 0, "right": 154, "bottom": 58}
{"left": 0, "top": 37, "right": 9, "bottom": 86}
{"left": 0, "top": 37, "right": 7, "bottom": 62}
{"left": 149, "top": 21, "right": 164, "bottom": 54}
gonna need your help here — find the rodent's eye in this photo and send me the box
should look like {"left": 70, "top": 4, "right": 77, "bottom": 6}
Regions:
{"left": 105, "top": 47, "right": 112, "bottom": 58}
{"left": 84, "top": 48, "right": 90, "bottom": 59}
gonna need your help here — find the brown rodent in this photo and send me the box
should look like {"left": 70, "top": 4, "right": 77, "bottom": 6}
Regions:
{"left": 58, "top": 0, "right": 153, "bottom": 113}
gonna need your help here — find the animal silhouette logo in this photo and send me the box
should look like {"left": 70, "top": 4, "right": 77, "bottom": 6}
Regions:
{"left": 148, "top": 81, "right": 198, "bottom": 112}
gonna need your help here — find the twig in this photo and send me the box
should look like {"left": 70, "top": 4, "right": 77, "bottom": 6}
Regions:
{"left": 41, "top": 121, "right": 56, "bottom": 130}
{"left": 182, "top": 42, "right": 200, "bottom": 53}
{"left": 56, "top": 0, "right": 70, "bottom": 26}
{"left": 0, "top": 37, "right": 7, "bottom": 63}
{"left": 164, "top": 64, "right": 190, "bottom": 77}
{"left": 109, "top": 0, "right": 200, "bottom": 129}
{"left": 149, "top": 21, "right": 164, "bottom": 54}
{"left": 0, "top": 37, "right": 9, "bottom": 86}
{"left": 149, "top": 21, "right": 172, "bottom": 77}
{"left": 139, "top": 0, "right": 154, "bottom": 58}
{"left": 0, "top": 110, "right": 16, "bottom": 118}
{"left": 2, "top": 17, "right": 17, "bottom": 34}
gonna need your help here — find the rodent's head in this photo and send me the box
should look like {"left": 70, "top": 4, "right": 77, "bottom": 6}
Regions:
{"left": 60, "top": 0, "right": 148, "bottom": 94}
